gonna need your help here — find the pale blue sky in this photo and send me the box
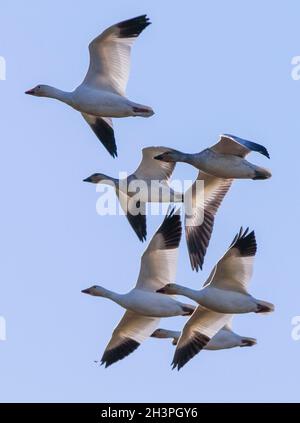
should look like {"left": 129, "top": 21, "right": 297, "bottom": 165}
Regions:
{"left": 1, "top": 0, "right": 300, "bottom": 403}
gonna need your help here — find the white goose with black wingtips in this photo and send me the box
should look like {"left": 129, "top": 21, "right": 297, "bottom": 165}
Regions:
{"left": 157, "top": 228, "right": 274, "bottom": 370}
{"left": 82, "top": 208, "right": 195, "bottom": 367}
{"left": 83, "top": 147, "right": 183, "bottom": 242}
{"left": 155, "top": 134, "right": 272, "bottom": 271}
{"left": 25, "top": 15, "right": 154, "bottom": 158}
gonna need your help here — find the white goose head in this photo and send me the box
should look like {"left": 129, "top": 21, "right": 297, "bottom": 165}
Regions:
{"left": 25, "top": 84, "right": 55, "bottom": 97}
{"left": 151, "top": 328, "right": 179, "bottom": 345}
{"left": 81, "top": 285, "right": 108, "bottom": 297}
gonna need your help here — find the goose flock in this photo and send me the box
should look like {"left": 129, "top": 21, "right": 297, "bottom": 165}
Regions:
{"left": 26, "top": 14, "right": 274, "bottom": 369}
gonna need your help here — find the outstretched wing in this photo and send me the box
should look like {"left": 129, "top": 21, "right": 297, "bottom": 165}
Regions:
{"left": 172, "top": 306, "right": 231, "bottom": 370}
{"left": 206, "top": 228, "right": 257, "bottom": 294}
{"left": 136, "top": 208, "right": 182, "bottom": 292}
{"left": 83, "top": 15, "right": 151, "bottom": 96}
{"left": 185, "top": 171, "right": 232, "bottom": 271}
{"left": 101, "top": 311, "right": 159, "bottom": 367}
{"left": 211, "top": 134, "right": 270, "bottom": 159}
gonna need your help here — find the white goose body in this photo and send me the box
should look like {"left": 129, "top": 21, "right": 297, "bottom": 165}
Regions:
{"left": 200, "top": 288, "right": 259, "bottom": 314}
{"left": 205, "top": 327, "right": 248, "bottom": 350}
{"left": 187, "top": 149, "right": 268, "bottom": 180}
{"left": 124, "top": 179, "right": 183, "bottom": 203}
{"left": 173, "top": 285, "right": 259, "bottom": 314}
{"left": 96, "top": 288, "right": 193, "bottom": 318}
{"left": 26, "top": 15, "right": 154, "bottom": 158}
{"left": 71, "top": 85, "right": 147, "bottom": 117}
{"left": 155, "top": 134, "right": 271, "bottom": 180}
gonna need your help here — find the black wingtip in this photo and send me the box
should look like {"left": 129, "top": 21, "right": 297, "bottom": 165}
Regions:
{"left": 185, "top": 210, "right": 214, "bottom": 272}
{"left": 157, "top": 207, "right": 182, "bottom": 249}
{"left": 118, "top": 15, "right": 151, "bottom": 38}
{"left": 137, "top": 231, "right": 147, "bottom": 243}
{"left": 87, "top": 117, "right": 117, "bottom": 158}
{"left": 230, "top": 228, "right": 257, "bottom": 257}
{"left": 126, "top": 209, "right": 147, "bottom": 242}
{"left": 224, "top": 134, "right": 270, "bottom": 159}
{"left": 171, "top": 332, "right": 210, "bottom": 370}
{"left": 101, "top": 339, "right": 140, "bottom": 368}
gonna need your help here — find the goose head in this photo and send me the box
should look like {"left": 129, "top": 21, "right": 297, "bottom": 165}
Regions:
{"left": 83, "top": 173, "right": 112, "bottom": 184}
{"left": 154, "top": 150, "right": 183, "bottom": 163}
{"left": 81, "top": 285, "right": 107, "bottom": 297}
{"left": 25, "top": 84, "right": 53, "bottom": 97}
{"left": 156, "top": 283, "right": 180, "bottom": 295}
{"left": 151, "top": 328, "right": 171, "bottom": 339}
{"left": 151, "top": 328, "right": 179, "bottom": 345}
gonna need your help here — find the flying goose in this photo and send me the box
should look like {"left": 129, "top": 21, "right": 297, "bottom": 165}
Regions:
{"left": 155, "top": 134, "right": 272, "bottom": 271}
{"left": 151, "top": 319, "right": 257, "bottom": 350}
{"left": 81, "top": 208, "right": 195, "bottom": 367}
{"left": 157, "top": 228, "right": 274, "bottom": 369}
{"left": 25, "top": 15, "right": 154, "bottom": 158}
{"left": 84, "top": 147, "right": 183, "bottom": 241}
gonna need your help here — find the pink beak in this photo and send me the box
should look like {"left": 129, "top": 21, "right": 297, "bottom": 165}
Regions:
{"left": 25, "top": 88, "right": 35, "bottom": 95}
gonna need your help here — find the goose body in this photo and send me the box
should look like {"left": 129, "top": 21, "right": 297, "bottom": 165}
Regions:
{"left": 71, "top": 85, "right": 149, "bottom": 117}
{"left": 155, "top": 134, "right": 272, "bottom": 271}
{"left": 151, "top": 323, "right": 257, "bottom": 350}
{"left": 25, "top": 15, "right": 154, "bottom": 158}
{"left": 82, "top": 209, "right": 195, "bottom": 367}
{"left": 84, "top": 147, "right": 183, "bottom": 241}
{"left": 170, "top": 285, "right": 265, "bottom": 314}
{"left": 184, "top": 148, "right": 270, "bottom": 180}
{"left": 157, "top": 228, "right": 274, "bottom": 369}
{"left": 155, "top": 134, "right": 271, "bottom": 180}
{"left": 83, "top": 286, "right": 193, "bottom": 318}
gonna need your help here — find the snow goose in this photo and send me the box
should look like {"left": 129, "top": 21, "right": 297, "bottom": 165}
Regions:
{"left": 151, "top": 319, "right": 257, "bottom": 350}
{"left": 81, "top": 208, "right": 195, "bottom": 367}
{"left": 83, "top": 147, "right": 183, "bottom": 241}
{"left": 157, "top": 228, "right": 274, "bottom": 369}
{"left": 155, "top": 134, "right": 272, "bottom": 271}
{"left": 25, "top": 15, "right": 154, "bottom": 158}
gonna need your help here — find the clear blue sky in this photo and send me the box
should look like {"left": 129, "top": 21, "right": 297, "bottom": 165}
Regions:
{"left": 0, "top": 0, "right": 299, "bottom": 403}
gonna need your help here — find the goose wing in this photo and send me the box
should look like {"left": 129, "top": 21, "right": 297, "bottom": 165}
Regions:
{"left": 83, "top": 15, "right": 151, "bottom": 96}
{"left": 206, "top": 228, "right": 257, "bottom": 294}
{"left": 185, "top": 171, "right": 232, "bottom": 271}
{"left": 134, "top": 147, "right": 177, "bottom": 182}
{"left": 172, "top": 306, "right": 232, "bottom": 370}
{"left": 117, "top": 190, "right": 146, "bottom": 242}
{"left": 81, "top": 114, "right": 117, "bottom": 158}
{"left": 101, "top": 311, "right": 159, "bottom": 367}
{"left": 136, "top": 208, "right": 182, "bottom": 292}
{"left": 211, "top": 134, "right": 270, "bottom": 159}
